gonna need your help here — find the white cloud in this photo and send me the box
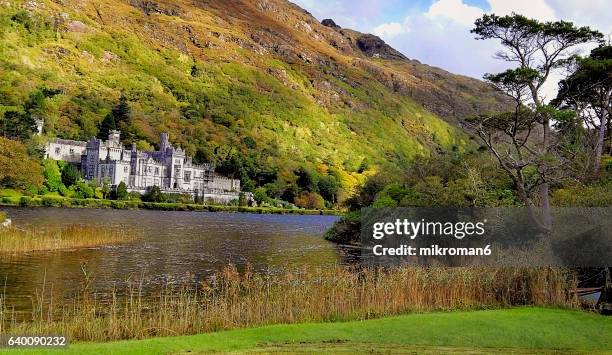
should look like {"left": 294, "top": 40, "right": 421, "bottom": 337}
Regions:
{"left": 425, "top": 0, "right": 484, "bottom": 27}
{"left": 547, "top": 0, "right": 612, "bottom": 34}
{"left": 371, "top": 0, "right": 595, "bottom": 102}
{"left": 373, "top": 21, "right": 409, "bottom": 37}
{"left": 488, "top": 0, "right": 556, "bottom": 21}
{"left": 385, "top": 14, "right": 508, "bottom": 80}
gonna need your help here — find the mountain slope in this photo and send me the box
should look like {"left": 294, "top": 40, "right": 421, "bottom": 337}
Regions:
{"left": 0, "top": 0, "right": 509, "bottom": 198}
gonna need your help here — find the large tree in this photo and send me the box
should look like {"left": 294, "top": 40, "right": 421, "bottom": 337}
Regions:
{"left": 97, "top": 113, "right": 117, "bottom": 140}
{"left": 471, "top": 14, "right": 602, "bottom": 230}
{"left": 0, "top": 137, "right": 43, "bottom": 190}
{"left": 61, "top": 163, "right": 82, "bottom": 188}
{"left": 112, "top": 92, "right": 131, "bottom": 125}
{"left": 554, "top": 45, "right": 612, "bottom": 177}
{"left": 0, "top": 89, "right": 59, "bottom": 141}
{"left": 0, "top": 110, "right": 36, "bottom": 140}
{"left": 467, "top": 69, "right": 565, "bottom": 232}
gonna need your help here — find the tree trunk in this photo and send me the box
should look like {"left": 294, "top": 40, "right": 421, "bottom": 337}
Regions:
{"left": 594, "top": 110, "right": 608, "bottom": 176}
{"left": 530, "top": 88, "right": 553, "bottom": 233}
{"left": 539, "top": 183, "right": 552, "bottom": 231}
{"left": 609, "top": 117, "right": 612, "bottom": 155}
{"left": 515, "top": 172, "right": 551, "bottom": 234}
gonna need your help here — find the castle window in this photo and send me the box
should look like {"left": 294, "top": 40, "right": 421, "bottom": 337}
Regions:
{"left": 69, "top": 148, "right": 74, "bottom": 154}
{"left": 55, "top": 147, "right": 60, "bottom": 154}
{"left": 184, "top": 171, "right": 191, "bottom": 182}
{"left": 155, "top": 167, "right": 159, "bottom": 175}
{"left": 124, "top": 166, "right": 128, "bottom": 173}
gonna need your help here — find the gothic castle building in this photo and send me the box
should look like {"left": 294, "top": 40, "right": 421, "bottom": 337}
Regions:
{"left": 45, "top": 131, "right": 249, "bottom": 204}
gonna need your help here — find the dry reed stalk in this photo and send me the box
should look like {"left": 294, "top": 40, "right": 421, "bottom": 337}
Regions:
{"left": 0, "top": 265, "right": 578, "bottom": 342}
{"left": 0, "top": 225, "right": 136, "bottom": 253}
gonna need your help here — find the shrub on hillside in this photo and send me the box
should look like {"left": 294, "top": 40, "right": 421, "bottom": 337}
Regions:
{"left": 73, "top": 181, "right": 95, "bottom": 199}
{"left": 294, "top": 191, "right": 325, "bottom": 210}
{"left": 552, "top": 183, "right": 612, "bottom": 207}
{"left": 42, "top": 159, "right": 64, "bottom": 192}
{"left": 115, "top": 181, "right": 129, "bottom": 200}
{"left": 41, "top": 196, "right": 65, "bottom": 207}
{"left": 61, "top": 163, "right": 82, "bottom": 188}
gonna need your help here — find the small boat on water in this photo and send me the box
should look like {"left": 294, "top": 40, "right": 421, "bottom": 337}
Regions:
{"left": 575, "top": 267, "right": 611, "bottom": 314}
{"left": 576, "top": 287, "right": 602, "bottom": 305}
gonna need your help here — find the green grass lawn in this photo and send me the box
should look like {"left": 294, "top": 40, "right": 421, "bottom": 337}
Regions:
{"left": 5, "top": 307, "right": 611, "bottom": 354}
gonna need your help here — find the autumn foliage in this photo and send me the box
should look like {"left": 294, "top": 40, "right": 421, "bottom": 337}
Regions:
{"left": 0, "top": 137, "right": 43, "bottom": 190}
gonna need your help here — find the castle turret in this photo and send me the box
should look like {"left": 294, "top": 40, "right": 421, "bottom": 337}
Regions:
{"left": 160, "top": 133, "right": 170, "bottom": 150}
{"left": 35, "top": 117, "right": 44, "bottom": 136}
{"left": 108, "top": 130, "right": 121, "bottom": 146}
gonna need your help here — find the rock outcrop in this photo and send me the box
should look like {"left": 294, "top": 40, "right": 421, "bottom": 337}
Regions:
{"left": 321, "top": 18, "right": 340, "bottom": 29}
{"left": 355, "top": 34, "right": 407, "bottom": 60}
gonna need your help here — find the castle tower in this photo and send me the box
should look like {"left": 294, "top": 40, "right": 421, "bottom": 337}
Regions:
{"left": 34, "top": 118, "right": 44, "bottom": 136}
{"left": 160, "top": 132, "right": 170, "bottom": 150}
{"left": 108, "top": 130, "right": 121, "bottom": 146}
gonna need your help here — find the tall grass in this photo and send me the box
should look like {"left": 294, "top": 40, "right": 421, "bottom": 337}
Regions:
{"left": 0, "top": 225, "right": 135, "bottom": 253}
{"left": 0, "top": 266, "right": 577, "bottom": 342}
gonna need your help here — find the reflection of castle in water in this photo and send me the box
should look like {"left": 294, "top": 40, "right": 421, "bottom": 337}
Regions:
{"left": 45, "top": 130, "right": 250, "bottom": 203}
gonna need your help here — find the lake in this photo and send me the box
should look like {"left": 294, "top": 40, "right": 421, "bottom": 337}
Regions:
{"left": 0, "top": 207, "right": 342, "bottom": 311}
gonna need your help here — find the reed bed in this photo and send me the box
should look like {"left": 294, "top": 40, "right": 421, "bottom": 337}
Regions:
{"left": 0, "top": 224, "right": 135, "bottom": 253}
{"left": 0, "top": 266, "right": 578, "bottom": 342}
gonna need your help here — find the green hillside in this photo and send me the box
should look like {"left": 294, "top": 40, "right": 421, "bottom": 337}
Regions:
{"left": 0, "top": 0, "right": 509, "bottom": 205}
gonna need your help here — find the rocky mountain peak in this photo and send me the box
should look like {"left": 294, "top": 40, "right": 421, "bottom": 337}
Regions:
{"left": 321, "top": 18, "right": 340, "bottom": 29}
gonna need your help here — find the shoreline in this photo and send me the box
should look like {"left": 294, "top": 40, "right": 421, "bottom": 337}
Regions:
{"left": 0, "top": 196, "right": 340, "bottom": 216}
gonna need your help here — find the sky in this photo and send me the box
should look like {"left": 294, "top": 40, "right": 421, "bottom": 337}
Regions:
{"left": 293, "top": 0, "right": 612, "bottom": 102}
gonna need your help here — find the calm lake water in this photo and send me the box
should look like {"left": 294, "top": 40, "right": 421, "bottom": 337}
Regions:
{"left": 0, "top": 207, "right": 342, "bottom": 310}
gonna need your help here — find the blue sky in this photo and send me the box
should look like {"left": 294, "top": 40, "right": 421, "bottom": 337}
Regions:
{"left": 296, "top": 0, "right": 490, "bottom": 31}
{"left": 292, "top": 0, "right": 611, "bottom": 101}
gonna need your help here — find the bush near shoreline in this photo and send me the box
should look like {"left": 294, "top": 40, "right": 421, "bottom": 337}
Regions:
{"left": 0, "top": 194, "right": 338, "bottom": 215}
